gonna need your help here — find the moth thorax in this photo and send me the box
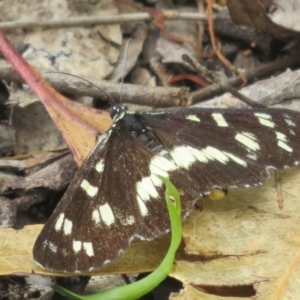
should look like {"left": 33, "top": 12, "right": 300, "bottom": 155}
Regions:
{"left": 124, "top": 114, "right": 166, "bottom": 155}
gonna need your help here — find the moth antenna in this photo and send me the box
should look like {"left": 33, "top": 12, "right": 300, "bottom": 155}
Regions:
{"left": 46, "top": 71, "right": 117, "bottom": 105}
{"left": 119, "top": 39, "right": 131, "bottom": 105}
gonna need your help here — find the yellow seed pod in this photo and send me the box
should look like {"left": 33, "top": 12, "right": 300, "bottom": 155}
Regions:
{"left": 207, "top": 188, "right": 227, "bottom": 201}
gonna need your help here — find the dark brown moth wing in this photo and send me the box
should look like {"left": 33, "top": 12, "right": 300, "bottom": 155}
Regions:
{"left": 140, "top": 108, "right": 300, "bottom": 192}
{"left": 33, "top": 123, "right": 180, "bottom": 273}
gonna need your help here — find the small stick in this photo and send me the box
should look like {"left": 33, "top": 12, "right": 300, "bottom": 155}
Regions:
{"left": 0, "top": 12, "right": 207, "bottom": 31}
{"left": 0, "top": 61, "right": 190, "bottom": 107}
{"left": 182, "top": 54, "right": 266, "bottom": 108}
{"left": 190, "top": 52, "right": 300, "bottom": 104}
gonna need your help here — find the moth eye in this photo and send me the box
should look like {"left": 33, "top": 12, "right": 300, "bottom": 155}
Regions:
{"left": 110, "top": 105, "right": 119, "bottom": 119}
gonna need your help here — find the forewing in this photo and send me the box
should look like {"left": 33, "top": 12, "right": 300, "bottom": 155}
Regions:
{"left": 33, "top": 124, "right": 174, "bottom": 273}
{"left": 141, "top": 107, "right": 300, "bottom": 196}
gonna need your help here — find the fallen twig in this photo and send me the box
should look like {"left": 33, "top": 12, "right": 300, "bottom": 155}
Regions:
{"left": 0, "top": 11, "right": 207, "bottom": 31}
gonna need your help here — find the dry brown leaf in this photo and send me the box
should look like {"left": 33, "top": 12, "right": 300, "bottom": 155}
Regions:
{"left": 0, "top": 225, "right": 39, "bottom": 275}
{"left": 108, "top": 28, "right": 147, "bottom": 82}
{"left": 0, "top": 0, "right": 122, "bottom": 79}
{"left": 171, "top": 166, "right": 300, "bottom": 299}
{"left": 227, "top": 0, "right": 300, "bottom": 40}
{"left": 0, "top": 224, "right": 171, "bottom": 276}
{"left": 12, "top": 102, "right": 66, "bottom": 155}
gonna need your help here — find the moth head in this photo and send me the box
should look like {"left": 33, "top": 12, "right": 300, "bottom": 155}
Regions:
{"left": 111, "top": 105, "right": 127, "bottom": 122}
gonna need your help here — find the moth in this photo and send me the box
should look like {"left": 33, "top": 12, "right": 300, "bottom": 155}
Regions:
{"left": 33, "top": 103, "right": 300, "bottom": 273}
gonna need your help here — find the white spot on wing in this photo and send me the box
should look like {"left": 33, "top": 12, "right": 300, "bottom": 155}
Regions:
{"left": 276, "top": 131, "right": 293, "bottom": 152}
{"left": 212, "top": 113, "right": 228, "bottom": 127}
{"left": 80, "top": 179, "right": 98, "bottom": 197}
{"left": 48, "top": 241, "right": 58, "bottom": 253}
{"left": 99, "top": 203, "right": 115, "bottom": 226}
{"left": 150, "top": 156, "right": 177, "bottom": 177}
{"left": 276, "top": 131, "right": 287, "bottom": 142}
{"left": 63, "top": 218, "right": 73, "bottom": 236}
{"left": 283, "top": 114, "right": 296, "bottom": 127}
{"left": 171, "top": 146, "right": 197, "bottom": 168}
{"left": 83, "top": 242, "right": 94, "bottom": 257}
{"left": 254, "top": 113, "right": 275, "bottom": 128}
{"left": 95, "top": 159, "right": 104, "bottom": 173}
{"left": 136, "top": 177, "right": 159, "bottom": 202}
{"left": 73, "top": 240, "right": 82, "bottom": 253}
{"left": 55, "top": 213, "right": 64, "bottom": 231}
{"left": 121, "top": 215, "right": 135, "bottom": 226}
{"left": 202, "top": 146, "right": 229, "bottom": 164}
{"left": 42, "top": 240, "right": 47, "bottom": 249}
{"left": 247, "top": 153, "right": 257, "bottom": 160}
{"left": 235, "top": 132, "right": 260, "bottom": 151}
{"left": 92, "top": 209, "right": 101, "bottom": 224}
{"left": 169, "top": 145, "right": 246, "bottom": 168}
{"left": 259, "top": 118, "right": 275, "bottom": 128}
{"left": 137, "top": 195, "right": 148, "bottom": 216}
{"left": 186, "top": 115, "right": 200, "bottom": 122}
{"left": 188, "top": 147, "right": 209, "bottom": 163}
{"left": 289, "top": 129, "right": 295, "bottom": 135}
{"left": 224, "top": 152, "right": 247, "bottom": 166}
{"left": 254, "top": 112, "right": 272, "bottom": 119}
{"left": 150, "top": 174, "right": 163, "bottom": 187}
